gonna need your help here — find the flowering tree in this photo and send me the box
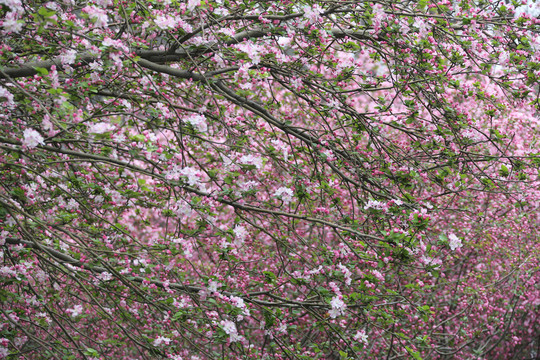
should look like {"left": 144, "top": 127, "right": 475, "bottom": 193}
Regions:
{"left": 0, "top": 0, "right": 539, "bottom": 359}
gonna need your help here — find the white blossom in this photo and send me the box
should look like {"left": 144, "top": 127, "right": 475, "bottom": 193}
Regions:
{"left": 88, "top": 122, "right": 114, "bottom": 134}
{"left": 187, "top": 0, "right": 200, "bottom": 11}
{"left": 274, "top": 187, "right": 294, "bottom": 204}
{"left": 372, "top": 270, "right": 385, "bottom": 281}
{"left": 230, "top": 295, "right": 250, "bottom": 316}
{"left": 97, "top": 272, "right": 112, "bottom": 281}
{"left": 354, "top": 330, "right": 368, "bottom": 344}
{"left": 67, "top": 304, "right": 83, "bottom": 318}
{"left": 153, "top": 336, "right": 171, "bottom": 346}
{"left": 59, "top": 49, "right": 77, "bottom": 65}
{"left": 448, "top": 233, "right": 463, "bottom": 251}
{"left": 185, "top": 114, "right": 207, "bottom": 133}
{"left": 179, "top": 167, "right": 200, "bottom": 187}
{"left": 239, "top": 154, "right": 263, "bottom": 169}
{"left": 220, "top": 320, "right": 242, "bottom": 342}
{"left": 22, "top": 129, "right": 45, "bottom": 148}
{"left": 233, "top": 225, "right": 248, "bottom": 246}
{"left": 329, "top": 296, "right": 346, "bottom": 318}
{"left": 0, "top": 230, "right": 9, "bottom": 246}
{"left": 364, "top": 199, "right": 386, "bottom": 211}
{"left": 207, "top": 280, "right": 219, "bottom": 293}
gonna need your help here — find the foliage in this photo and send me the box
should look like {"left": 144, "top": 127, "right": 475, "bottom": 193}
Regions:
{"left": 0, "top": 0, "right": 539, "bottom": 359}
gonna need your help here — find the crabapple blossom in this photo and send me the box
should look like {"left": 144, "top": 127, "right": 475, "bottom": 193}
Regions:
{"left": 233, "top": 225, "right": 248, "bottom": 246}
{"left": 329, "top": 296, "right": 346, "bottom": 319}
{"left": 354, "top": 330, "right": 368, "bottom": 345}
{"left": 154, "top": 15, "right": 178, "bottom": 30}
{"left": 274, "top": 187, "right": 293, "bottom": 204}
{"left": 448, "top": 233, "right": 463, "bottom": 251}
{"left": 187, "top": 0, "right": 201, "bottom": 11}
{"left": 220, "top": 320, "right": 242, "bottom": 342}
{"left": 0, "top": 1, "right": 538, "bottom": 359}
{"left": 185, "top": 114, "right": 207, "bottom": 133}
{"left": 22, "top": 129, "right": 44, "bottom": 148}
{"left": 153, "top": 336, "right": 172, "bottom": 346}
{"left": 67, "top": 305, "right": 83, "bottom": 318}
{"left": 83, "top": 6, "right": 108, "bottom": 28}
{"left": 58, "top": 49, "right": 77, "bottom": 65}
{"left": 1, "top": 11, "right": 23, "bottom": 33}
{"left": 87, "top": 122, "right": 115, "bottom": 134}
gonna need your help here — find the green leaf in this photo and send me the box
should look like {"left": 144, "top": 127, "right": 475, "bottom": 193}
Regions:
{"left": 172, "top": 310, "right": 187, "bottom": 322}
{"left": 83, "top": 348, "right": 99, "bottom": 357}
{"left": 405, "top": 346, "right": 423, "bottom": 360}
{"left": 33, "top": 66, "right": 49, "bottom": 76}
{"left": 130, "top": 134, "right": 146, "bottom": 142}
{"left": 417, "top": 0, "right": 429, "bottom": 11}
{"left": 263, "top": 271, "right": 277, "bottom": 284}
{"left": 38, "top": 6, "right": 56, "bottom": 18}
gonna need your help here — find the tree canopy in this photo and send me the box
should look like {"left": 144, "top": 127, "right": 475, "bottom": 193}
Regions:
{"left": 0, "top": 0, "right": 539, "bottom": 359}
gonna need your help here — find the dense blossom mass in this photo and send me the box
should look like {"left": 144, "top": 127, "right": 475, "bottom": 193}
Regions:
{"left": 0, "top": 0, "right": 539, "bottom": 359}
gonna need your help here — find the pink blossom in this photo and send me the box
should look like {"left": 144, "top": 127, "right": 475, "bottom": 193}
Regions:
{"left": 372, "top": 4, "right": 386, "bottom": 31}
{"left": 153, "top": 336, "right": 171, "bottom": 346}
{"left": 102, "top": 37, "right": 129, "bottom": 52}
{"left": 88, "top": 122, "right": 114, "bottom": 134}
{"left": 154, "top": 15, "right": 177, "bottom": 30}
{"left": 462, "top": 128, "right": 483, "bottom": 141}
{"left": 0, "top": 86, "right": 15, "bottom": 108}
{"left": 0, "top": 231, "right": 8, "bottom": 246}
{"left": 2, "top": 11, "right": 23, "bottom": 33}
{"left": 372, "top": 270, "right": 385, "bottom": 281}
{"left": 303, "top": 4, "right": 323, "bottom": 23}
{"left": 0, "top": 346, "right": 8, "bottom": 359}
{"left": 59, "top": 49, "right": 77, "bottom": 65}
{"left": 83, "top": 5, "right": 108, "bottom": 28}
{"left": 337, "top": 263, "right": 352, "bottom": 285}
